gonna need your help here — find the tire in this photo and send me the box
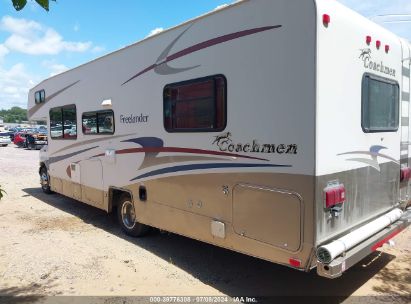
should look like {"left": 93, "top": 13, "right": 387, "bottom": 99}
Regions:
{"left": 40, "top": 166, "right": 53, "bottom": 194}
{"left": 117, "top": 194, "right": 149, "bottom": 237}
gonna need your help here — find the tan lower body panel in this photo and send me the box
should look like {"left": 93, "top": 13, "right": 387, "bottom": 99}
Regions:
{"left": 51, "top": 172, "right": 315, "bottom": 269}
{"left": 126, "top": 172, "right": 316, "bottom": 269}
{"left": 50, "top": 177, "right": 107, "bottom": 210}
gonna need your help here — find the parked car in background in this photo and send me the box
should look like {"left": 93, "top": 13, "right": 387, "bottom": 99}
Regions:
{"left": 13, "top": 132, "right": 28, "bottom": 148}
{"left": 8, "top": 128, "right": 22, "bottom": 139}
{"left": 37, "top": 125, "right": 47, "bottom": 132}
{"left": 0, "top": 131, "right": 16, "bottom": 141}
{"left": 25, "top": 132, "right": 48, "bottom": 150}
{"left": 0, "top": 132, "right": 12, "bottom": 147}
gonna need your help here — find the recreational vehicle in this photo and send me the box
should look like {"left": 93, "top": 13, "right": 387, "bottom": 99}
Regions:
{"left": 28, "top": 0, "right": 411, "bottom": 278}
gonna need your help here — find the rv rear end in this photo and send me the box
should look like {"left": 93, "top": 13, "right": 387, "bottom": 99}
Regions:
{"left": 314, "top": 0, "right": 411, "bottom": 278}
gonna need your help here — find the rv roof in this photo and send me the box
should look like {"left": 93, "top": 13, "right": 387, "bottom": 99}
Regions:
{"left": 34, "top": 0, "right": 248, "bottom": 86}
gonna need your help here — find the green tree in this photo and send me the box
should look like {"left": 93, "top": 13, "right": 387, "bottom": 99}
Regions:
{"left": 12, "top": 0, "right": 55, "bottom": 11}
{"left": 0, "top": 107, "right": 28, "bottom": 123}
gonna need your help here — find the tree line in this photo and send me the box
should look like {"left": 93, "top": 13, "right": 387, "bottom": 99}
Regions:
{"left": 0, "top": 107, "right": 28, "bottom": 123}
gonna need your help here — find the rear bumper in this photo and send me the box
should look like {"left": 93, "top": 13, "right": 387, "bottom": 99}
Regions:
{"left": 317, "top": 207, "right": 411, "bottom": 279}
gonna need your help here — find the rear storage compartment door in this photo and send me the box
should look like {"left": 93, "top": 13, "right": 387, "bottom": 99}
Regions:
{"left": 233, "top": 184, "right": 303, "bottom": 252}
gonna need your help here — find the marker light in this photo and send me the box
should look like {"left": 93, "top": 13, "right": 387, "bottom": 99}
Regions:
{"left": 376, "top": 40, "right": 381, "bottom": 49}
{"left": 323, "top": 14, "right": 331, "bottom": 26}
{"left": 366, "top": 36, "right": 372, "bottom": 45}
{"left": 289, "top": 258, "right": 302, "bottom": 268}
{"left": 385, "top": 45, "right": 390, "bottom": 53}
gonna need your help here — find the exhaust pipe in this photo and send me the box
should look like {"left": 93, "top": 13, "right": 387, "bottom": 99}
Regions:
{"left": 317, "top": 208, "right": 403, "bottom": 264}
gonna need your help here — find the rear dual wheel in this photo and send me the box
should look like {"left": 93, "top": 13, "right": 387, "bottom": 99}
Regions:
{"left": 117, "top": 194, "right": 149, "bottom": 237}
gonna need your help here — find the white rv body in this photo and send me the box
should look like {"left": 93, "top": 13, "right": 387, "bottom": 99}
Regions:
{"left": 28, "top": 0, "right": 411, "bottom": 278}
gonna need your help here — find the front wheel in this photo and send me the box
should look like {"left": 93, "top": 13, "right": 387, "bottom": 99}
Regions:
{"left": 117, "top": 194, "right": 149, "bottom": 237}
{"left": 40, "top": 166, "right": 53, "bottom": 194}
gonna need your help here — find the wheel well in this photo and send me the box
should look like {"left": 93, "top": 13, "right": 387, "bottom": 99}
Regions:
{"left": 108, "top": 188, "right": 132, "bottom": 213}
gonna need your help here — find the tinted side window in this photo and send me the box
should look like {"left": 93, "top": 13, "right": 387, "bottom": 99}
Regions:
{"left": 98, "top": 111, "right": 114, "bottom": 134}
{"left": 82, "top": 110, "right": 114, "bottom": 135}
{"left": 50, "top": 108, "right": 63, "bottom": 139}
{"left": 35, "top": 90, "right": 45, "bottom": 104}
{"left": 49, "top": 105, "right": 77, "bottom": 139}
{"left": 82, "top": 113, "right": 97, "bottom": 134}
{"left": 362, "top": 74, "right": 399, "bottom": 133}
{"left": 164, "top": 75, "right": 226, "bottom": 132}
{"left": 63, "top": 106, "right": 77, "bottom": 139}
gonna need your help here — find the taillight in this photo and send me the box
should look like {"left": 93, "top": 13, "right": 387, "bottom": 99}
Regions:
{"left": 324, "top": 183, "right": 345, "bottom": 209}
{"left": 400, "top": 167, "right": 411, "bottom": 182}
{"left": 289, "top": 258, "right": 302, "bottom": 268}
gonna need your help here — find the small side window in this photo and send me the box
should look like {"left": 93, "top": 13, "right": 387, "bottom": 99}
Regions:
{"left": 82, "top": 110, "right": 114, "bottom": 135}
{"left": 362, "top": 74, "right": 399, "bottom": 133}
{"left": 164, "top": 75, "right": 227, "bottom": 132}
{"left": 35, "top": 90, "right": 46, "bottom": 104}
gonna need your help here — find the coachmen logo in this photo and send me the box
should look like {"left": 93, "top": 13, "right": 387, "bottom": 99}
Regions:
{"left": 359, "top": 48, "right": 396, "bottom": 77}
{"left": 212, "top": 132, "right": 297, "bottom": 155}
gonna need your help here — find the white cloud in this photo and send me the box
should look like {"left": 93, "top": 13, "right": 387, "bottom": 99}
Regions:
{"left": 49, "top": 64, "right": 69, "bottom": 77}
{"left": 340, "top": 0, "right": 411, "bottom": 40}
{"left": 146, "top": 27, "right": 164, "bottom": 38}
{"left": 0, "top": 63, "right": 37, "bottom": 109}
{"left": 0, "top": 44, "right": 9, "bottom": 61}
{"left": 340, "top": 0, "right": 411, "bottom": 16}
{"left": 91, "top": 46, "right": 105, "bottom": 53}
{"left": 1, "top": 16, "right": 42, "bottom": 36}
{"left": 41, "top": 60, "right": 69, "bottom": 77}
{"left": 0, "top": 16, "right": 92, "bottom": 56}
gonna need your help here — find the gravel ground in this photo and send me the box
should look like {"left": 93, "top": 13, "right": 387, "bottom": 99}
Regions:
{"left": 0, "top": 144, "right": 410, "bottom": 303}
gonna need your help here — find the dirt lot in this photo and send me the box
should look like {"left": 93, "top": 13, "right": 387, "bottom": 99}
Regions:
{"left": 0, "top": 144, "right": 410, "bottom": 303}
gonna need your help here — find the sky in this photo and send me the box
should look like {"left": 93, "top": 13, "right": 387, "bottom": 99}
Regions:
{"left": 0, "top": 0, "right": 410, "bottom": 110}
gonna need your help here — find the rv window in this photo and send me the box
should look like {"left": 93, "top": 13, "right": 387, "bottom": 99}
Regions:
{"left": 63, "top": 106, "right": 77, "bottom": 139}
{"left": 82, "top": 110, "right": 114, "bottom": 135}
{"left": 362, "top": 75, "right": 399, "bottom": 133}
{"left": 35, "top": 90, "right": 45, "bottom": 104}
{"left": 49, "top": 105, "right": 77, "bottom": 139}
{"left": 50, "top": 108, "right": 63, "bottom": 139}
{"left": 163, "top": 75, "right": 226, "bottom": 132}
